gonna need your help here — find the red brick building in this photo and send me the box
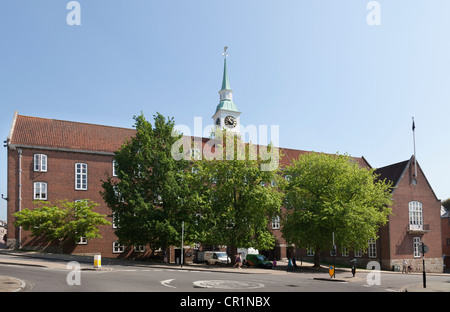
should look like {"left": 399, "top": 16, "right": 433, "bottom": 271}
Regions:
{"left": 442, "top": 206, "right": 450, "bottom": 272}
{"left": 4, "top": 56, "right": 444, "bottom": 271}
{"left": 6, "top": 113, "right": 136, "bottom": 258}
{"left": 5, "top": 113, "right": 444, "bottom": 271}
{"left": 284, "top": 157, "right": 443, "bottom": 273}
{"left": 373, "top": 157, "right": 443, "bottom": 272}
{"left": 4, "top": 112, "right": 368, "bottom": 260}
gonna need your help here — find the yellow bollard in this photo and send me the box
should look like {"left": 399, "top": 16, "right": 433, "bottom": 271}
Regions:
{"left": 94, "top": 254, "right": 101, "bottom": 268}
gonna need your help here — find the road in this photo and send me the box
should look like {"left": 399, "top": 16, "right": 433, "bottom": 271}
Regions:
{"left": 0, "top": 252, "right": 448, "bottom": 298}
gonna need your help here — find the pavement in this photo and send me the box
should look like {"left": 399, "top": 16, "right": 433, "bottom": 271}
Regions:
{"left": 0, "top": 249, "right": 448, "bottom": 292}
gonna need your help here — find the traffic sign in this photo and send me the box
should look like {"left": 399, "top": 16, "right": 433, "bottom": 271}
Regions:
{"left": 421, "top": 244, "right": 428, "bottom": 254}
{"left": 329, "top": 265, "right": 335, "bottom": 278}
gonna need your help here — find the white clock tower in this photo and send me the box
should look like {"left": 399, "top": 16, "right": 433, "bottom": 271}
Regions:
{"left": 212, "top": 47, "right": 241, "bottom": 134}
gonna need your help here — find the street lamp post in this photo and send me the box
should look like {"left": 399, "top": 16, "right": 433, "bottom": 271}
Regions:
{"left": 181, "top": 221, "right": 184, "bottom": 268}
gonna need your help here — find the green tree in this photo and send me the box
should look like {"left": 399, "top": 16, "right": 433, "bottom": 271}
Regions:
{"left": 188, "top": 130, "right": 283, "bottom": 261}
{"left": 101, "top": 112, "right": 193, "bottom": 257}
{"left": 13, "top": 200, "right": 110, "bottom": 252}
{"left": 281, "top": 152, "right": 393, "bottom": 267}
{"left": 442, "top": 198, "right": 450, "bottom": 210}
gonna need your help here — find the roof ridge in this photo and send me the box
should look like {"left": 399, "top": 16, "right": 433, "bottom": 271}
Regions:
{"left": 17, "top": 114, "right": 135, "bottom": 131}
{"left": 377, "top": 159, "right": 409, "bottom": 170}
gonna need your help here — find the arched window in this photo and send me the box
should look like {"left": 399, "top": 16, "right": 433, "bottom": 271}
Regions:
{"left": 409, "top": 201, "right": 423, "bottom": 231}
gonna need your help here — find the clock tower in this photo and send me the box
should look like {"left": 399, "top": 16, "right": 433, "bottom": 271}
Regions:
{"left": 212, "top": 47, "right": 241, "bottom": 134}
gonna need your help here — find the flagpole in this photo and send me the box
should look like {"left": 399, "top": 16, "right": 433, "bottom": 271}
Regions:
{"left": 412, "top": 117, "right": 417, "bottom": 177}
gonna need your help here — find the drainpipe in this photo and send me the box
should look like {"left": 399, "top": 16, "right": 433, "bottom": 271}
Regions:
{"left": 17, "top": 148, "right": 22, "bottom": 249}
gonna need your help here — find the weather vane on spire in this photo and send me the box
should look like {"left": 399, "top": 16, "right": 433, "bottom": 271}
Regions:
{"left": 222, "top": 46, "right": 229, "bottom": 58}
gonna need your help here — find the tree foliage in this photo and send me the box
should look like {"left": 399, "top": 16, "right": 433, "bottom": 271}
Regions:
{"left": 442, "top": 198, "right": 450, "bottom": 210}
{"left": 280, "top": 152, "right": 393, "bottom": 267}
{"left": 13, "top": 200, "right": 110, "bottom": 249}
{"left": 101, "top": 112, "right": 192, "bottom": 254}
{"left": 188, "top": 130, "right": 283, "bottom": 258}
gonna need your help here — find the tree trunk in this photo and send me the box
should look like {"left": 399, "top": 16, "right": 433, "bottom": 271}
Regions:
{"left": 313, "top": 250, "right": 321, "bottom": 269}
{"left": 58, "top": 239, "right": 66, "bottom": 254}
{"left": 229, "top": 245, "right": 238, "bottom": 265}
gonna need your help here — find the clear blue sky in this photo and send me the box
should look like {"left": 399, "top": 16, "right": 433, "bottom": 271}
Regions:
{"left": 1, "top": 1, "right": 449, "bottom": 221}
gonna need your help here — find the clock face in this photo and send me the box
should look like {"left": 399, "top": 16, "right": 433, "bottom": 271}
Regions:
{"left": 216, "top": 118, "right": 221, "bottom": 126}
{"left": 224, "top": 116, "right": 237, "bottom": 128}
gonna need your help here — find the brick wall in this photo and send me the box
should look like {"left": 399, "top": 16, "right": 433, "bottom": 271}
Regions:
{"left": 7, "top": 147, "right": 121, "bottom": 257}
{"left": 442, "top": 216, "right": 450, "bottom": 270}
{"left": 385, "top": 161, "right": 443, "bottom": 272}
{"left": 6, "top": 145, "right": 445, "bottom": 271}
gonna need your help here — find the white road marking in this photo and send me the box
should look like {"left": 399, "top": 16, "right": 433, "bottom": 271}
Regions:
{"left": 193, "top": 280, "right": 264, "bottom": 289}
{"left": 160, "top": 279, "right": 176, "bottom": 288}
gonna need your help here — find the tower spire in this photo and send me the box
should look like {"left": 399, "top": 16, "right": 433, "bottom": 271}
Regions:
{"left": 221, "top": 46, "right": 231, "bottom": 90}
{"left": 212, "top": 46, "right": 241, "bottom": 134}
{"left": 215, "top": 46, "right": 238, "bottom": 114}
{"left": 412, "top": 117, "right": 417, "bottom": 178}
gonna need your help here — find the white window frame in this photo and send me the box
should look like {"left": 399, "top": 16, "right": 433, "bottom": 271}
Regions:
{"left": 271, "top": 215, "right": 280, "bottom": 229}
{"left": 75, "top": 163, "right": 88, "bottom": 190}
{"left": 190, "top": 148, "right": 201, "bottom": 160}
{"left": 341, "top": 246, "right": 349, "bottom": 257}
{"left": 112, "top": 211, "right": 119, "bottom": 229}
{"left": 33, "top": 182, "right": 47, "bottom": 200}
{"left": 413, "top": 237, "right": 421, "bottom": 258}
{"left": 409, "top": 201, "right": 423, "bottom": 231}
{"left": 112, "top": 160, "right": 118, "bottom": 177}
{"left": 113, "top": 185, "right": 124, "bottom": 203}
{"left": 134, "top": 245, "right": 145, "bottom": 253}
{"left": 34, "top": 154, "right": 47, "bottom": 172}
{"left": 368, "top": 238, "right": 377, "bottom": 258}
{"left": 354, "top": 250, "right": 362, "bottom": 257}
{"left": 77, "top": 237, "right": 87, "bottom": 245}
{"left": 113, "top": 241, "right": 124, "bottom": 253}
{"left": 307, "top": 247, "right": 315, "bottom": 256}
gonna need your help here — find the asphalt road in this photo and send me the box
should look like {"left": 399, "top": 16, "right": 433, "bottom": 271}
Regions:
{"left": 0, "top": 252, "right": 445, "bottom": 293}
{"left": 0, "top": 250, "right": 449, "bottom": 308}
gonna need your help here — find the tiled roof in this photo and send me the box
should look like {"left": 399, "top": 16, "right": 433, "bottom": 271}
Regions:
{"left": 278, "top": 147, "right": 371, "bottom": 169}
{"left": 375, "top": 159, "right": 410, "bottom": 186}
{"left": 9, "top": 114, "right": 136, "bottom": 154}
{"left": 8, "top": 113, "right": 370, "bottom": 169}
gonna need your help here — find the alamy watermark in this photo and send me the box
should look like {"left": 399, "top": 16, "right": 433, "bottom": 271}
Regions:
{"left": 367, "top": 1, "right": 381, "bottom": 26}
{"left": 66, "top": 261, "right": 81, "bottom": 286}
{"left": 65, "top": 2, "right": 381, "bottom": 27}
{"left": 366, "top": 261, "right": 381, "bottom": 286}
{"left": 67, "top": 1, "right": 81, "bottom": 26}
{"left": 171, "top": 117, "right": 280, "bottom": 171}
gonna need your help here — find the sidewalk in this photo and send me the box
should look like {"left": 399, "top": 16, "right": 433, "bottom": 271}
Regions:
{"left": 400, "top": 281, "right": 450, "bottom": 292}
{"left": 0, "top": 249, "right": 448, "bottom": 292}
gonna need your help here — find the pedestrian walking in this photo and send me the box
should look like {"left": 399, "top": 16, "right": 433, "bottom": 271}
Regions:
{"left": 287, "top": 258, "right": 293, "bottom": 272}
{"left": 402, "top": 260, "right": 407, "bottom": 273}
{"left": 233, "top": 253, "right": 242, "bottom": 269}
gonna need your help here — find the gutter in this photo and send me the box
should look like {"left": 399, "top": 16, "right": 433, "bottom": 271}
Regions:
{"left": 7, "top": 144, "right": 115, "bottom": 156}
{"left": 17, "top": 148, "right": 22, "bottom": 249}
